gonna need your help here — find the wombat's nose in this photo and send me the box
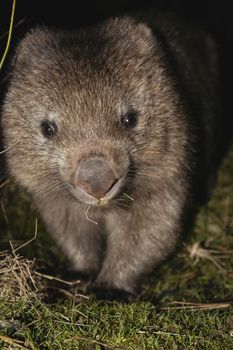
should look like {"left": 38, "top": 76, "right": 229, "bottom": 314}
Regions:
{"left": 75, "top": 158, "right": 117, "bottom": 198}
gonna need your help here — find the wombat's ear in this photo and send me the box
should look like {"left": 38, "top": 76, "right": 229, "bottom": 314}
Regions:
{"left": 105, "top": 16, "right": 155, "bottom": 55}
{"left": 136, "top": 21, "right": 155, "bottom": 51}
{"left": 134, "top": 21, "right": 154, "bottom": 42}
{"left": 11, "top": 27, "right": 50, "bottom": 70}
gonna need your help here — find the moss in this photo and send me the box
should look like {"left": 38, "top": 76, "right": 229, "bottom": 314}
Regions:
{"left": 0, "top": 145, "right": 232, "bottom": 349}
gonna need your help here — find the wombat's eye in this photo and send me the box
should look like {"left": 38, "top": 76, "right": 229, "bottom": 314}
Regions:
{"left": 121, "top": 111, "right": 139, "bottom": 128}
{"left": 41, "top": 120, "right": 58, "bottom": 138}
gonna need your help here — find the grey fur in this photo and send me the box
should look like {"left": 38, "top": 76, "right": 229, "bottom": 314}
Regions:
{"left": 1, "top": 12, "right": 218, "bottom": 294}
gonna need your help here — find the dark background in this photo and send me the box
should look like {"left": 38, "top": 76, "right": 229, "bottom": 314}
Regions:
{"left": 0, "top": 1, "right": 232, "bottom": 29}
{"left": 1, "top": 1, "right": 233, "bottom": 36}
{"left": 1, "top": 0, "right": 233, "bottom": 159}
{"left": 1, "top": 1, "right": 233, "bottom": 54}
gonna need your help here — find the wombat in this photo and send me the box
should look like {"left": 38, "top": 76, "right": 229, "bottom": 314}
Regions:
{"left": 1, "top": 11, "right": 218, "bottom": 297}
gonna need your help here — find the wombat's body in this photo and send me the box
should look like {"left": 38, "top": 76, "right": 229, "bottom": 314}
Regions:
{"left": 1, "top": 11, "right": 218, "bottom": 295}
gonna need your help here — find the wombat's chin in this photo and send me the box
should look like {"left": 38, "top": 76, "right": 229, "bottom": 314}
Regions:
{"left": 67, "top": 175, "right": 126, "bottom": 207}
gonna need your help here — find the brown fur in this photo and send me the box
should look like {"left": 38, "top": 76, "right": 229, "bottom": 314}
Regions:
{"left": 1, "top": 11, "right": 218, "bottom": 295}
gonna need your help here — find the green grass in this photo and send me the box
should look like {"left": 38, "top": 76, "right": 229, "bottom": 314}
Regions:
{"left": 1, "top": 297, "right": 232, "bottom": 349}
{"left": 0, "top": 144, "right": 233, "bottom": 349}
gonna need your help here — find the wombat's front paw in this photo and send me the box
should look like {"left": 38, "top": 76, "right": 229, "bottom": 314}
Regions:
{"left": 88, "top": 285, "right": 136, "bottom": 302}
{"left": 94, "top": 266, "right": 139, "bottom": 299}
{"left": 69, "top": 252, "right": 102, "bottom": 280}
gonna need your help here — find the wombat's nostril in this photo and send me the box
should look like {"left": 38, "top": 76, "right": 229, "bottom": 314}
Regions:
{"left": 74, "top": 158, "right": 117, "bottom": 199}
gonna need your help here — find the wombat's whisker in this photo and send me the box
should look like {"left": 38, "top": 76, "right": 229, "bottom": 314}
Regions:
{"left": 34, "top": 181, "right": 65, "bottom": 202}
{"left": 0, "top": 143, "right": 18, "bottom": 154}
{"left": 123, "top": 192, "right": 134, "bottom": 201}
{"left": 0, "top": 179, "right": 10, "bottom": 189}
{"left": 85, "top": 206, "right": 98, "bottom": 225}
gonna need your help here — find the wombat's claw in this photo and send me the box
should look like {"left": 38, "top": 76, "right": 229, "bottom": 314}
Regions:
{"left": 87, "top": 286, "right": 136, "bottom": 302}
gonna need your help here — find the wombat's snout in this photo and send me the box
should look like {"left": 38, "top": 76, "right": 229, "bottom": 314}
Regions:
{"left": 74, "top": 158, "right": 118, "bottom": 199}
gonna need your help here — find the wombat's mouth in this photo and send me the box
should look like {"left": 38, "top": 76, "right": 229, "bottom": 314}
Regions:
{"left": 68, "top": 175, "right": 126, "bottom": 207}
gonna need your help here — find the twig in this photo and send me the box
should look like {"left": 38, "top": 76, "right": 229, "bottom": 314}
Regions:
{"left": 34, "top": 271, "right": 81, "bottom": 286}
{"left": 85, "top": 205, "right": 98, "bottom": 225}
{"left": 138, "top": 330, "right": 203, "bottom": 338}
{"left": 0, "top": 201, "right": 9, "bottom": 226}
{"left": 12, "top": 218, "right": 38, "bottom": 253}
{"left": 0, "top": 0, "right": 16, "bottom": 70}
{"left": 0, "top": 179, "right": 10, "bottom": 189}
{"left": 0, "top": 335, "right": 30, "bottom": 350}
{"left": 63, "top": 335, "right": 125, "bottom": 349}
{"left": 160, "top": 301, "right": 231, "bottom": 311}
{"left": 0, "top": 18, "right": 25, "bottom": 40}
{"left": 187, "top": 241, "right": 232, "bottom": 273}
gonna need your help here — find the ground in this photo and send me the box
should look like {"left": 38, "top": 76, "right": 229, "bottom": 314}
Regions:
{"left": 0, "top": 142, "right": 232, "bottom": 349}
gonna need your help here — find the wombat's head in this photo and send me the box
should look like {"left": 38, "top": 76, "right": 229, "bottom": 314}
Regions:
{"left": 2, "top": 17, "right": 187, "bottom": 209}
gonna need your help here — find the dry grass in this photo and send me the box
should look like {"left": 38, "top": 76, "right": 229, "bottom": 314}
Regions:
{"left": 0, "top": 250, "right": 42, "bottom": 301}
{"left": 0, "top": 247, "right": 84, "bottom": 303}
{"left": 186, "top": 240, "right": 233, "bottom": 274}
